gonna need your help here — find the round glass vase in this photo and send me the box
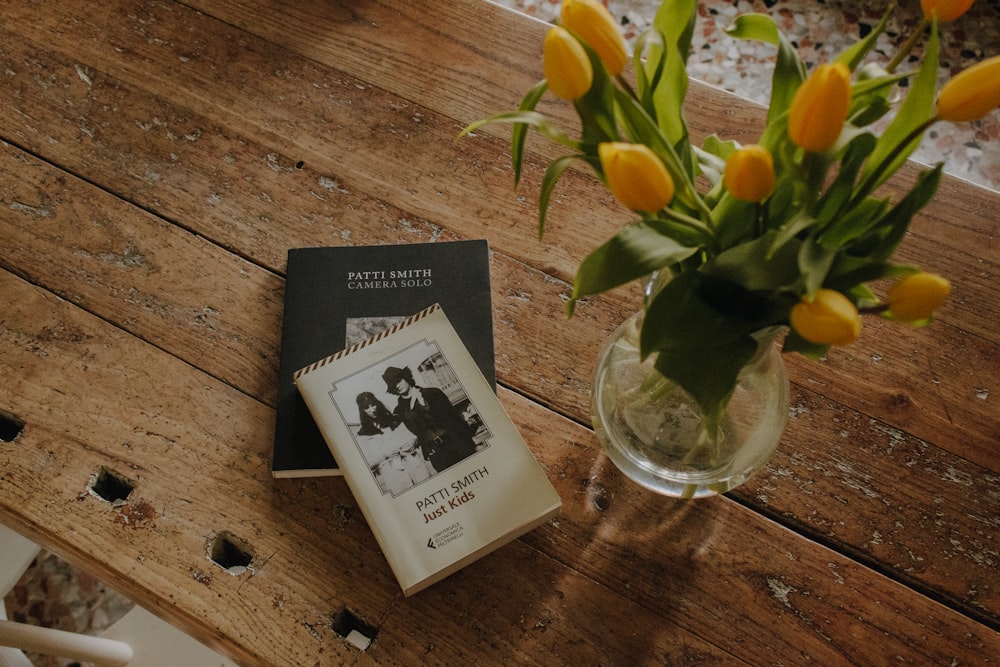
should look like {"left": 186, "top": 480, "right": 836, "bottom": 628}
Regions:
{"left": 591, "top": 311, "right": 790, "bottom": 499}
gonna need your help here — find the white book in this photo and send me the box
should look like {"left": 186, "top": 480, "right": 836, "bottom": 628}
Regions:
{"left": 294, "top": 304, "right": 561, "bottom": 596}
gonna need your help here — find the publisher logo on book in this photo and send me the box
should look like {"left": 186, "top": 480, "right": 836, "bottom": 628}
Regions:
{"left": 427, "top": 522, "right": 463, "bottom": 549}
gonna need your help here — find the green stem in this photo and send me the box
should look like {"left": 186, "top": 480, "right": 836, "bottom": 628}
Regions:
{"left": 573, "top": 99, "right": 619, "bottom": 144}
{"left": 852, "top": 116, "right": 938, "bottom": 206}
{"left": 656, "top": 207, "right": 717, "bottom": 245}
{"left": 887, "top": 18, "right": 930, "bottom": 74}
{"left": 860, "top": 303, "right": 891, "bottom": 315}
{"left": 615, "top": 74, "right": 639, "bottom": 102}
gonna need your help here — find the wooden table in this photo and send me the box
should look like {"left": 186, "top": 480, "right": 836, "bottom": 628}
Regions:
{"left": 1, "top": 0, "right": 997, "bottom": 664}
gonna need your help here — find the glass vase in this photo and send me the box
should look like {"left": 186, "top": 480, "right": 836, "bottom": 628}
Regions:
{"left": 591, "top": 306, "right": 789, "bottom": 499}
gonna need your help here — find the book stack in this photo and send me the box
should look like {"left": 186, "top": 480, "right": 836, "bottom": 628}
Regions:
{"left": 272, "top": 240, "right": 496, "bottom": 477}
{"left": 273, "top": 241, "right": 561, "bottom": 596}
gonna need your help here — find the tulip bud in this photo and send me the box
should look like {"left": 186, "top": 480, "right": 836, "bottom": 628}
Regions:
{"left": 887, "top": 272, "right": 951, "bottom": 323}
{"left": 560, "top": 0, "right": 628, "bottom": 76}
{"left": 723, "top": 145, "right": 776, "bottom": 202}
{"left": 936, "top": 55, "right": 1000, "bottom": 123}
{"left": 788, "top": 63, "right": 852, "bottom": 153}
{"left": 543, "top": 26, "right": 593, "bottom": 101}
{"left": 790, "top": 289, "right": 862, "bottom": 346}
{"left": 920, "top": 0, "right": 975, "bottom": 22}
{"left": 598, "top": 142, "right": 675, "bottom": 213}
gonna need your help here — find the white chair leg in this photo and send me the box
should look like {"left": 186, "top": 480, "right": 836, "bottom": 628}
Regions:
{"left": 0, "top": 619, "right": 133, "bottom": 666}
{"left": 101, "top": 606, "right": 238, "bottom": 667}
{"left": 0, "top": 607, "right": 33, "bottom": 667}
{"left": 1, "top": 523, "right": 235, "bottom": 666}
{"left": 0, "top": 524, "right": 41, "bottom": 597}
{"left": 0, "top": 644, "right": 34, "bottom": 667}
{"left": 1, "top": 523, "right": 41, "bottom": 667}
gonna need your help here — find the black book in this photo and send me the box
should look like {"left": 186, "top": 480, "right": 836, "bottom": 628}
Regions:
{"left": 272, "top": 240, "right": 495, "bottom": 477}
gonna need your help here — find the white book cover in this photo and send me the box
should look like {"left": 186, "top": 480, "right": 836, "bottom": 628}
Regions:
{"left": 294, "top": 304, "right": 561, "bottom": 596}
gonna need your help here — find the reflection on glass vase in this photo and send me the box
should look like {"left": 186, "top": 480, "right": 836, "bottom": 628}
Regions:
{"left": 591, "top": 303, "right": 790, "bottom": 499}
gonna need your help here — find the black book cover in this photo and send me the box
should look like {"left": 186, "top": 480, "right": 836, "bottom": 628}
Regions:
{"left": 272, "top": 240, "right": 495, "bottom": 477}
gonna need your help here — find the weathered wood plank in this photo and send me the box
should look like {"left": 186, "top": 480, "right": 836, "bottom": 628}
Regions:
{"left": 180, "top": 0, "right": 1000, "bottom": 341}
{"left": 4, "top": 0, "right": 996, "bottom": 338}
{"left": 744, "top": 378, "right": 1000, "bottom": 625}
{"left": 0, "top": 0, "right": 994, "bottom": 459}
{"left": 3, "top": 270, "right": 997, "bottom": 665}
{"left": 0, "top": 269, "right": 741, "bottom": 665}
{"left": 0, "top": 144, "right": 285, "bottom": 403}
{"left": 1, "top": 0, "right": 997, "bottom": 625}
{"left": 509, "top": 388, "right": 1000, "bottom": 665}
{"left": 0, "top": 275, "right": 388, "bottom": 666}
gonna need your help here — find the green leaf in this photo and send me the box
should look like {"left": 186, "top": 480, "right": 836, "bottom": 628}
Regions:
{"left": 782, "top": 327, "right": 830, "bottom": 359}
{"left": 633, "top": 28, "right": 667, "bottom": 118}
{"left": 769, "top": 209, "right": 817, "bottom": 258}
{"left": 511, "top": 79, "right": 550, "bottom": 185}
{"left": 574, "top": 43, "right": 621, "bottom": 144}
{"left": 859, "top": 22, "right": 940, "bottom": 192}
{"left": 702, "top": 229, "right": 802, "bottom": 291}
{"left": 613, "top": 86, "right": 704, "bottom": 213}
{"left": 798, "top": 235, "right": 837, "bottom": 295}
{"left": 651, "top": 0, "right": 697, "bottom": 171}
{"left": 569, "top": 221, "right": 699, "bottom": 305}
{"left": 814, "top": 132, "right": 877, "bottom": 225}
{"left": 847, "top": 67, "right": 909, "bottom": 128}
{"left": 640, "top": 272, "right": 759, "bottom": 414}
{"left": 538, "top": 154, "right": 587, "bottom": 238}
{"left": 849, "top": 93, "right": 893, "bottom": 131}
{"left": 847, "top": 280, "right": 886, "bottom": 309}
{"left": 641, "top": 272, "right": 750, "bottom": 353}
{"left": 458, "top": 110, "right": 580, "bottom": 152}
{"left": 653, "top": 337, "right": 756, "bottom": 417}
{"left": 817, "top": 196, "right": 890, "bottom": 250}
{"left": 700, "top": 135, "right": 738, "bottom": 162}
{"left": 823, "top": 256, "right": 903, "bottom": 292}
{"left": 725, "top": 14, "right": 806, "bottom": 125}
{"left": 859, "top": 164, "right": 943, "bottom": 261}
{"left": 835, "top": 6, "right": 893, "bottom": 71}
{"left": 710, "top": 195, "right": 758, "bottom": 249}
{"left": 697, "top": 136, "right": 736, "bottom": 190}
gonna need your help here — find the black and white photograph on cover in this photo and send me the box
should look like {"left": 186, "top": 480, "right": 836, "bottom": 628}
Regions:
{"left": 328, "top": 338, "right": 491, "bottom": 497}
{"left": 345, "top": 315, "right": 407, "bottom": 348}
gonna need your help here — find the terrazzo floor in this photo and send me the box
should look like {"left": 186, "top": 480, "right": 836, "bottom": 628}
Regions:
{"left": 3, "top": 1, "right": 998, "bottom": 665}
{"left": 500, "top": 0, "right": 1000, "bottom": 192}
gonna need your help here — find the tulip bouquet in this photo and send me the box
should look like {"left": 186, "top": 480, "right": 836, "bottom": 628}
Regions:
{"left": 463, "top": 0, "right": 999, "bottom": 422}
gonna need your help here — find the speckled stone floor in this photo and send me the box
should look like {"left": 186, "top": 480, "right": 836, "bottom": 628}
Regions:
{"left": 3, "top": 1, "right": 998, "bottom": 663}
{"left": 498, "top": 0, "right": 1000, "bottom": 192}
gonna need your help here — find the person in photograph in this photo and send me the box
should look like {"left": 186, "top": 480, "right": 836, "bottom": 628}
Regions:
{"left": 382, "top": 366, "right": 477, "bottom": 474}
{"left": 355, "top": 391, "right": 432, "bottom": 494}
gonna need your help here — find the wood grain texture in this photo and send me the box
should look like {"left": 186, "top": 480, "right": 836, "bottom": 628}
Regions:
{"left": 1, "top": 0, "right": 998, "bottom": 664}
{"left": 3, "top": 269, "right": 997, "bottom": 664}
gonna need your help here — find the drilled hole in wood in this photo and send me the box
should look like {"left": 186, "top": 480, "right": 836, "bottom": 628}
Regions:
{"left": 209, "top": 532, "right": 253, "bottom": 575}
{"left": 331, "top": 607, "right": 378, "bottom": 650}
{"left": 90, "top": 468, "right": 134, "bottom": 503}
{"left": 0, "top": 411, "right": 24, "bottom": 442}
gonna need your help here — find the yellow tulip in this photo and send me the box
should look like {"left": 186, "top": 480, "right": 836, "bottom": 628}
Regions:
{"left": 723, "top": 145, "right": 776, "bottom": 202}
{"left": 788, "top": 63, "right": 852, "bottom": 153}
{"left": 887, "top": 272, "right": 951, "bottom": 322}
{"left": 936, "top": 55, "right": 1000, "bottom": 123}
{"left": 598, "top": 142, "right": 675, "bottom": 213}
{"left": 560, "top": 0, "right": 628, "bottom": 76}
{"left": 921, "top": 0, "right": 975, "bottom": 22}
{"left": 790, "top": 289, "right": 862, "bottom": 346}
{"left": 543, "top": 26, "right": 593, "bottom": 101}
